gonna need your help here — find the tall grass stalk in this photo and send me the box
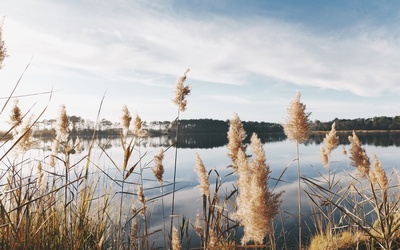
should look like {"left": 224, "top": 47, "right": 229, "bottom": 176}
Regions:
{"left": 117, "top": 105, "right": 134, "bottom": 248}
{"left": 283, "top": 91, "right": 311, "bottom": 249}
{"left": 152, "top": 148, "right": 166, "bottom": 247}
{"left": 170, "top": 69, "right": 191, "bottom": 235}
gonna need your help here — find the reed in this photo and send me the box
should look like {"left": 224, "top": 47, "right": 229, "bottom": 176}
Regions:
{"left": 306, "top": 130, "right": 400, "bottom": 249}
{"left": 283, "top": 91, "right": 311, "bottom": 249}
{"left": 0, "top": 19, "right": 6, "bottom": 69}
{"left": 171, "top": 68, "right": 191, "bottom": 235}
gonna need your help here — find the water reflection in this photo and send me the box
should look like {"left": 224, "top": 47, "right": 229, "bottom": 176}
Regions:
{"left": 27, "top": 131, "right": 400, "bottom": 248}
{"left": 307, "top": 131, "right": 400, "bottom": 147}
{"left": 32, "top": 131, "right": 400, "bottom": 152}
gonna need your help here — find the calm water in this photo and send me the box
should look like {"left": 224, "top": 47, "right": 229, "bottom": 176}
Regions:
{"left": 9, "top": 132, "right": 400, "bottom": 248}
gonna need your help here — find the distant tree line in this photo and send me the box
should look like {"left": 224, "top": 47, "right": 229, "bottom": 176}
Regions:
{"left": 313, "top": 116, "right": 400, "bottom": 131}
{"left": 30, "top": 115, "right": 400, "bottom": 140}
{"left": 176, "top": 119, "right": 284, "bottom": 135}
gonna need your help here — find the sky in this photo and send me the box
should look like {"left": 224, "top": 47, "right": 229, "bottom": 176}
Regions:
{"left": 1, "top": 0, "right": 400, "bottom": 128}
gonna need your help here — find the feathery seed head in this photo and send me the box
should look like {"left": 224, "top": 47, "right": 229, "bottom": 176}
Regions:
{"left": 323, "top": 122, "right": 339, "bottom": 154}
{"left": 194, "top": 213, "right": 202, "bottom": 237}
{"left": 121, "top": 105, "right": 132, "bottom": 137}
{"left": 152, "top": 148, "right": 164, "bottom": 185}
{"left": 37, "top": 161, "right": 45, "bottom": 193}
{"left": 348, "top": 131, "right": 370, "bottom": 178}
{"left": 234, "top": 133, "right": 281, "bottom": 244}
{"left": 0, "top": 21, "right": 6, "bottom": 69}
{"left": 227, "top": 113, "right": 247, "bottom": 170}
{"left": 172, "top": 68, "right": 191, "bottom": 112}
{"left": 171, "top": 226, "right": 181, "bottom": 250}
{"left": 371, "top": 153, "right": 388, "bottom": 189}
{"left": 56, "top": 104, "right": 69, "bottom": 142}
{"left": 194, "top": 153, "right": 210, "bottom": 197}
{"left": 133, "top": 114, "right": 146, "bottom": 137}
{"left": 284, "top": 91, "right": 311, "bottom": 144}
{"left": 138, "top": 185, "right": 146, "bottom": 215}
{"left": 208, "top": 229, "right": 217, "bottom": 247}
{"left": 49, "top": 139, "right": 60, "bottom": 167}
{"left": 9, "top": 99, "right": 22, "bottom": 129}
{"left": 17, "top": 115, "right": 34, "bottom": 152}
{"left": 320, "top": 147, "right": 329, "bottom": 169}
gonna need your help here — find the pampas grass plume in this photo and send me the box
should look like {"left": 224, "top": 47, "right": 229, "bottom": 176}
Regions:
{"left": 171, "top": 226, "right": 181, "bottom": 250}
{"left": 121, "top": 105, "right": 132, "bottom": 137}
{"left": 9, "top": 99, "right": 22, "bottom": 129}
{"left": 56, "top": 104, "right": 69, "bottom": 142}
{"left": 348, "top": 131, "right": 370, "bottom": 178}
{"left": 324, "top": 122, "right": 339, "bottom": 154}
{"left": 284, "top": 91, "right": 311, "bottom": 144}
{"left": 233, "top": 132, "right": 280, "bottom": 245}
{"left": 194, "top": 213, "right": 202, "bottom": 237}
{"left": 152, "top": 148, "right": 164, "bottom": 185}
{"left": 172, "top": 69, "right": 191, "bottom": 112}
{"left": 194, "top": 153, "right": 210, "bottom": 197}
{"left": 227, "top": 113, "right": 246, "bottom": 171}
{"left": 133, "top": 114, "right": 146, "bottom": 137}
{"left": 138, "top": 185, "right": 146, "bottom": 216}
{"left": 0, "top": 21, "right": 6, "bottom": 69}
{"left": 371, "top": 153, "right": 388, "bottom": 189}
{"left": 320, "top": 147, "right": 329, "bottom": 168}
{"left": 17, "top": 115, "right": 34, "bottom": 152}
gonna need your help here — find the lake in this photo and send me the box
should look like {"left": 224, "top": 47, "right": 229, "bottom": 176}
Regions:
{"left": 15, "top": 131, "right": 400, "bottom": 248}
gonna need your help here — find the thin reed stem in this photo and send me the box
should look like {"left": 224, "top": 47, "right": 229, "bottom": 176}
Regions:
{"left": 296, "top": 142, "right": 302, "bottom": 250}
{"left": 170, "top": 109, "right": 180, "bottom": 236}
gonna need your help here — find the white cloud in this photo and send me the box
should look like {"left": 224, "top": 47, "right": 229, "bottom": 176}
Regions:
{"left": 205, "top": 94, "right": 250, "bottom": 104}
{"left": 4, "top": 1, "right": 400, "bottom": 92}
{"left": 2, "top": 0, "right": 400, "bottom": 124}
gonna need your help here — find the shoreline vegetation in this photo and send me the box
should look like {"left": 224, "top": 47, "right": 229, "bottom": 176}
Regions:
{"left": 3, "top": 117, "right": 400, "bottom": 140}
{"left": 3, "top": 22, "right": 400, "bottom": 250}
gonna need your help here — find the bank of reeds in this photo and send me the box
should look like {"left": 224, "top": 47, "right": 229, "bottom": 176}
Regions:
{"left": 306, "top": 129, "right": 400, "bottom": 249}
{"left": 3, "top": 84, "right": 400, "bottom": 249}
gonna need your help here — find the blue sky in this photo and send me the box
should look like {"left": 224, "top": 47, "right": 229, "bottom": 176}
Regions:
{"left": 1, "top": 0, "right": 400, "bottom": 128}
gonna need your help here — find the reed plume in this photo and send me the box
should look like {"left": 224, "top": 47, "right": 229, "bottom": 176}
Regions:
{"left": 370, "top": 153, "right": 388, "bottom": 189}
{"left": 194, "top": 213, "right": 202, "bottom": 238}
{"left": 227, "top": 113, "right": 247, "bottom": 171}
{"left": 171, "top": 69, "right": 191, "bottom": 234}
{"left": 49, "top": 104, "right": 70, "bottom": 166}
{"left": 323, "top": 122, "right": 339, "bottom": 154}
{"left": 56, "top": 104, "right": 69, "bottom": 142}
{"left": 121, "top": 105, "right": 132, "bottom": 137}
{"left": 172, "top": 68, "right": 191, "bottom": 112}
{"left": 171, "top": 226, "right": 181, "bottom": 250}
{"left": 152, "top": 148, "right": 165, "bottom": 185}
{"left": 133, "top": 114, "right": 146, "bottom": 137}
{"left": 283, "top": 91, "right": 311, "bottom": 249}
{"left": 152, "top": 147, "right": 167, "bottom": 247}
{"left": 232, "top": 131, "right": 281, "bottom": 245}
{"left": 36, "top": 161, "right": 45, "bottom": 194}
{"left": 138, "top": 185, "right": 146, "bottom": 216}
{"left": 0, "top": 20, "right": 6, "bottom": 69}
{"left": 9, "top": 99, "right": 22, "bottom": 129}
{"left": 283, "top": 91, "right": 311, "bottom": 144}
{"left": 348, "top": 131, "right": 370, "bottom": 178}
{"left": 320, "top": 147, "right": 329, "bottom": 167}
{"left": 17, "top": 115, "right": 34, "bottom": 152}
{"left": 194, "top": 153, "right": 210, "bottom": 197}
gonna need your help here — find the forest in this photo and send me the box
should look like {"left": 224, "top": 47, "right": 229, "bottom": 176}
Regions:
{"left": 27, "top": 115, "right": 400, "bottom": 140}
